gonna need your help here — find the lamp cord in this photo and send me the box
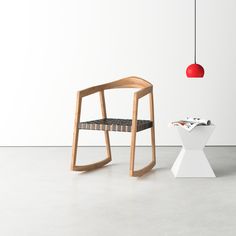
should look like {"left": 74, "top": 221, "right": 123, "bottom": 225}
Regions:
{"left": 194, "top": 0, "right": 197, "bottom": 64}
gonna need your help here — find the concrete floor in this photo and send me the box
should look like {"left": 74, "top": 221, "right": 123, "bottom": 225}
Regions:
{"left": 0, "top": 146, "right": 236, "bottom": 236}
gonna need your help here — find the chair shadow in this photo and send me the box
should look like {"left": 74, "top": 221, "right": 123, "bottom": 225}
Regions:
{"left": 137, "top": 167, "right": 166, "bottom": 179}
{"left": 77, "top": 163, "right": 165, "bottom": 178}
{"left": 78, "top": 162, "right": 117, "bottom": 175}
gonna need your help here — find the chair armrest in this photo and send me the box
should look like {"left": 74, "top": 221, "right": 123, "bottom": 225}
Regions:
{"left": 131, "top": 85, "right": 154, "bottom": 126}
{"left": 78, "top": 84, "right": 105, "bottom": 98}
{"left": 135, "top": 86, "right": 153, "bottom": 99}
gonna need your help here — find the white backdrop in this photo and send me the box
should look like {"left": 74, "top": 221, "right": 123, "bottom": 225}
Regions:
{"left": 0, "top": 0, "right": 236, "bottom": 146}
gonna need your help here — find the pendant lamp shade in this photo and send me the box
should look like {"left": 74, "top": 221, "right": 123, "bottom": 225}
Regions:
{"left": 186, "top": 63, "right": 204, "bottom": 78}
{"left": 186, "top": 0, "right": 205, "bottom": 78}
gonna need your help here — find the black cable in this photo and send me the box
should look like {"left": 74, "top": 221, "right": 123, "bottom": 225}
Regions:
{"left": 194, "top": 0, "right": 197, "bottom": 64}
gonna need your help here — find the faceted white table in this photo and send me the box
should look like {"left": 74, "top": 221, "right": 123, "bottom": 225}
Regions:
{"left": 171, "top": 125, "right": 215, "bottom": 178}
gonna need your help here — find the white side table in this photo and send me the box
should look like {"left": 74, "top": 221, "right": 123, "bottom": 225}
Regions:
{"left": 171, "top": 125, "right": 215, "bottom": 178}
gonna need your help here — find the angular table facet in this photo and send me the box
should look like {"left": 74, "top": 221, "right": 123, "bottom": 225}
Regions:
{"left": 171, "top": 125, "right": 216, "bottom": 178}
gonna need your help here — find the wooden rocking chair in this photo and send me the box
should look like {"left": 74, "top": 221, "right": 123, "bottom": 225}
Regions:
{"left": 71, "top": 76, "right": 156, "bottom": 177}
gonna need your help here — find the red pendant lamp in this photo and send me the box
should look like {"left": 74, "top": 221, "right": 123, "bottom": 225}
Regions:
{"left": 186, "top": 0, "right": 205, "bottom": 78}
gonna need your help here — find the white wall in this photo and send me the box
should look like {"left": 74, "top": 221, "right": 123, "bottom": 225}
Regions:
{"left": 0, "top": 0, "right": 236, "bottom": 146}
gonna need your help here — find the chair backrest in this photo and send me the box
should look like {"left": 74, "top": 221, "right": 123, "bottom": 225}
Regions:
{"left": 79, "top": 76, "right": 152, "bottom": 98}
{"left": 104, "top": 76, "right": 152, "bottom": 90}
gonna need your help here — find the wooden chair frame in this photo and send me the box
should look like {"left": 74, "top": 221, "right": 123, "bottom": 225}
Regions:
{"left": 71, "top": 76, "right": 156, "bottom": 177}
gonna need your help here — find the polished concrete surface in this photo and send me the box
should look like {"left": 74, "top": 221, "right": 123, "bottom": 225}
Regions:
{"left": 0, "top": 146, "right": 236, "bottom": 236}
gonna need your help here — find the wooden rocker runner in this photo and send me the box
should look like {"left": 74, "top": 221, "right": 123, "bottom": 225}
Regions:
{"left": 71, "top": 76, "right": 156, "bottom": 177}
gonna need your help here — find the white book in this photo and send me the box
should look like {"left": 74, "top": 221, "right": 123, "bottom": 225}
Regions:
{"left": 170, "top": 117, "right": 211, "bottom": 132}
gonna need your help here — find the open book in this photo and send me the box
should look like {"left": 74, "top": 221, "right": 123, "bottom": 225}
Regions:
{"left": 170, "top": 117, "right": 211, "bottom": 132}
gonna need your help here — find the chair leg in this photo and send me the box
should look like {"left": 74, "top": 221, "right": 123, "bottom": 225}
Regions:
{"left": 129, "top": 126, "right": 137, "bottom": 176}
{"left": 71, "top": 130, "right": 112, "bottom": 172}
{"left": 151, "top": 126, "right": 156, "bottom": 164}
{"left": 71, "top": 93, "right": 82, "bottom": 170}
{"left": 150, "top": 91, "right": 156, "bottom": 165}
{"left": 129, "top": 92, "right": 156, "bottom": 177}
{"left": 100, "top": 91, "right": 112, "bottom": 161}
{"left": 129, "top": 128, "right": 156, "bottom": 177}
{"left": 71, "top": 129, "right": 79, "bottom": 170}
{"left": 104, "top": 130, "right": 112, "bottom": 160}
{"left": 130, "top": 131, "right": 156, "bottom": 177}
{"left": 71, "top": 92, "right": 112, "bottom": 172}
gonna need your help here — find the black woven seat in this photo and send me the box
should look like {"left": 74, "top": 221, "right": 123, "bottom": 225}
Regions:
{"left": 79, "top": 118, "right": 153, "bottom": 132}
